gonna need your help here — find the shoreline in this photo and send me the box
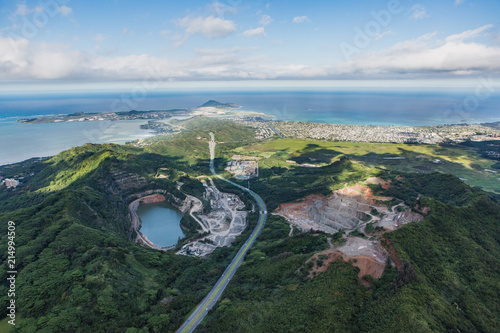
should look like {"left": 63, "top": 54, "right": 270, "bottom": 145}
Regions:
{"left": 2, "top": 117, "right": 500, "bottom": 167}
{"left": 0, "top": 119, "right": 156, "bottom": 167}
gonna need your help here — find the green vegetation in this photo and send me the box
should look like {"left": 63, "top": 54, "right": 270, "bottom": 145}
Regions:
{"left": 377, "top": 173, "right": 492, "bottom": 207}
{"left": 365, "top": 222, "right": 375, "bottom": 234}
{"left": 0, "top": 316, "right": 12, "bottom": 332}
{"left": 1, "top": 118, "right": 499, "bottom": 332}
{"left": 369, "top": 196, "right": 500, "bottom": 332}
{"left": 233, "top": 138, "right": 500, "bottom": 194}
{"left": 223, "top": 157, "right": 376, "bottom": 211}
{"left": 200, "top": 173, "right": 500, "bottom": 333}
{"left": 144, "top": 116, "right": 256, "bottom": 166}
{"left": 0, "top": 139, "right": 242, "bottom": 332}
{"left": 350, "top": 229, "right": 367, "bottom": 238}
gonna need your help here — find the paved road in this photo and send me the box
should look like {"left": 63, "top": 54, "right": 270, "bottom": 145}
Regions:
{"left": 176, "top": 133, "right": 268, "bottom": 333}
{"left": 269, "top": 124, "right": 283, "bottom": 138}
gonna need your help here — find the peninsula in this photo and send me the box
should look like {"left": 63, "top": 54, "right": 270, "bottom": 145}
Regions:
{"left": 17, "top": 100, "right": 242, "bottom": 124}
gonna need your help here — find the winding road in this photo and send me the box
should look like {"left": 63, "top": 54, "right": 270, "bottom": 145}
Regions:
{"left": 176, "top": 133, "right": 268, "bottom": 333}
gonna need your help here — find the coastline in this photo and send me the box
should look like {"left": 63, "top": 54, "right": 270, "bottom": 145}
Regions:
{"left": 2, "top": 93, "right": 500, "bottom": 166}
{"left": 0, "top": 118, "right": 155, "bottom": 166}
{"left": 3, "top": 114, "right": 500, "bottom": 167}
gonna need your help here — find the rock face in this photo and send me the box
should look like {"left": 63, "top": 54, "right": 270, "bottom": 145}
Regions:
{"left": 308, "top": 188, "right": 373, "bottom": 231}
{"left": 291, "top": 179, "right": 428, "bottom": 286}
{"left": 277, "top": 185, "right": 389, "bottom": 233}
{"left": 107, "top": 170, "right": 148, "bottom": 194}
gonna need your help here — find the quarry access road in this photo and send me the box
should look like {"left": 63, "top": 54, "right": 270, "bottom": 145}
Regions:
{"left": 176, "top": 133, "right": 268, "bottom": 333}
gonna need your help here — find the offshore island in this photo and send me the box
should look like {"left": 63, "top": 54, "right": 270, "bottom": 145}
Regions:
{"left": 1, "top": 100, "right": 500, "bottom": 332}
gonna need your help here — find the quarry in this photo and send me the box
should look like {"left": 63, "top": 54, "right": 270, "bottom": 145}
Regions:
{"left": 276, "top": 178, "right": 424, "bottom": 235}
{"left": 177, "top": 178, "right": 248, "bottom": 257}
{"left": 278, "top": 177, "right": 426, "bottom": 285}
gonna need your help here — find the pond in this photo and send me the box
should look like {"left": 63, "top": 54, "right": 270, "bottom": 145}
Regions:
{"left": 137, "top": 202, "right": 185, "bottom": 247}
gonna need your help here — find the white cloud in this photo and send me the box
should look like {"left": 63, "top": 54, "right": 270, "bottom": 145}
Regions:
{"left": 335, "top": 25, "right": 500, "bottom": 76}
{"left": 193, "top": 47, "right": 258, "bottom": 58}
{"left": 9, "top": 3, "right": 72, "bottom": 20}
{"left": 293, "top": 16, "right": 309, "bottom": 23}
{"left": 1, "top": 26, "right": 499, "bottom": 82}
{"left": 209, "top": 1, "right": 238, "bottom": 18}
{"left": 92, "top": 34, "right": 106, "bottom": 43}
{"left": 0, "top": 36, "right": 307, "bottom": 81}
{"left": 122, "top": 28, "right": 129, "bottom": 35}
{"left": 375, "top": 30, "right": 393, "bottom": 41}
{"left": 159, "top": 30, "right": 170, "bottom": 37}
{"left": 243, "top": 27, "right": 266, "bottom": 37}
{"left": 8, "top": 3, "right": 28, "bottom": 21}
{"left": 259, "top": 15, "right": 273, "bottom": 26}
{"left": 455, "top": 0, "right": 465, "bottom": 5}
{"left": 410, "top": 4, "right": 428, "bottom": 20}
{"left": 58, "top": 5, "right": 72, "bottom": 16}
{"left": 176, "top": 15, "right": 236, "bottom": 39}
{"left": 0, "top": 37, "right": 86, "bottom": 79}
{"left": 13, "top": 3, "right": 28, "bottom": 17}
{"left": 445, "top": 24, "right": 493, "bottom": 42}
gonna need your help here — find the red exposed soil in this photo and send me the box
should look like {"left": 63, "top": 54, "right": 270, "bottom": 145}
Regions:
{"left": 140, "top": 193, "right": 166, "bottom": 204}
{"left": 305, "top": 249, "right": 386, "bottom": 287}
{"left": 276, "top": 194, "right": 326, "bottom": 212}
{"left": 365, "top": 177, "right": 392, "bottom": 189}
{"left": 306, "top": 249, "right": 344, "bottom": 278}
{"left": 380, "top": 238, "right": 403, "bottom": 271}
{"left": 415, "top": 204, "right": 431, "bottom": 215}
{"left": 335, "top": 185, "right": 391, "bottom": 203}
{"left": 350, "top": 255, "right": 386, "bottom": 287}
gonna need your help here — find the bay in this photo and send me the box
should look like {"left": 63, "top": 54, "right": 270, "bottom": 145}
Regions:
{"left": 0, "top": 118, "right": 154, "bottom": 165}
{"left": 1, "top": 90, "right": 500, "bottom": 166}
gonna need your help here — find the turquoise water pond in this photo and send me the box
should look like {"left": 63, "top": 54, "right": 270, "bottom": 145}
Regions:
{"left": 137, "top": 202, "right": 185, "bottom": 247}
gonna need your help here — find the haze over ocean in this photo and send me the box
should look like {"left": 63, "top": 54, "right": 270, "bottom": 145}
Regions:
{"left": 2, "top": 90, "right": 500, "bottom": 125}
{"left": 1, "top": 90, "right": 500, "bottom": 166}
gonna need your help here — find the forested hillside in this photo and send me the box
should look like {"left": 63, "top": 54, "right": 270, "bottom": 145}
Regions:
{"left": 0, "top": 142, "right": 249, "bottom": 332}
{"left": 1, "top": 118, "right": 499, "bottom": 332}
{"left": 200, "top": 176, "right": 500, "bottom": 332}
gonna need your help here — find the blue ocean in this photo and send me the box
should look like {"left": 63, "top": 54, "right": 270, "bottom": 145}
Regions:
{"left": 1, "top": 90, "right": 500, "bottom": 165}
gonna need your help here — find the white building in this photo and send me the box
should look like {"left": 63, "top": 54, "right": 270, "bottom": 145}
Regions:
{"left": 3, "top": 179, "right": 20, "bottom": 188}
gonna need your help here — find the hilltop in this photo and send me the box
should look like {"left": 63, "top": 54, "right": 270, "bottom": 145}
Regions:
{"left": 199, "top": 100, "right": 238, "bottom": 109}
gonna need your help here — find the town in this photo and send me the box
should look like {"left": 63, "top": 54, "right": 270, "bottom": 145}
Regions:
{"left": 235, "top": 119, "right": 500, "bottom": 144}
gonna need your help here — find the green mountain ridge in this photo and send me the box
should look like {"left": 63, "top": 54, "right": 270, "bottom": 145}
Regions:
{"left": 1, "top": 118, "right": 499, "bottom": 332}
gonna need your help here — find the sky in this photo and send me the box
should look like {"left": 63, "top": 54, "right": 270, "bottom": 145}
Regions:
{"left": 1, "top": 0, "right": 500, "bottom": 91}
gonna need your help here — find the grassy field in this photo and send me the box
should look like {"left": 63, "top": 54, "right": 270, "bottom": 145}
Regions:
{"left": 145, "top": 117, "right": 257, "bottom": 166}
{"left": 0, "top": 316, "right": 14, "bottom": 332}
{"left": 231, "top": 138, "right": 500, "bottom": 194}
